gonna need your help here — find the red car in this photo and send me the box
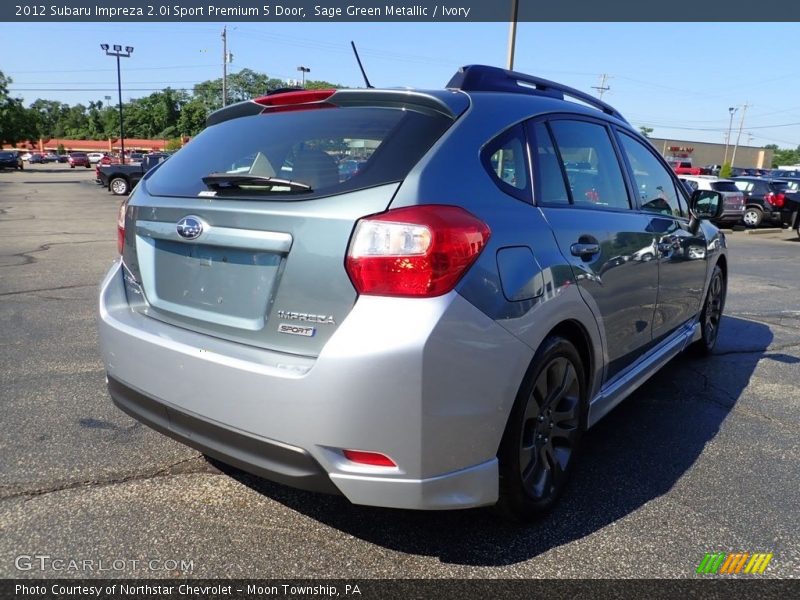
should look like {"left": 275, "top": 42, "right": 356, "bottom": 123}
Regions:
{"left": 68, "top": 152, "right": 92, "bottom": 168}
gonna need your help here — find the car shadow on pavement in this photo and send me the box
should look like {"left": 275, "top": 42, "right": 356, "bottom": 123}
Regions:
{"left": 214, "top": 315, "right": 772, "bottom": 567}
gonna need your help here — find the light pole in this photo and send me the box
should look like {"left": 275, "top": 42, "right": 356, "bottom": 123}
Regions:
{"left": 100, "top": 43, "right": 133, "bottom": 165}
{"left": 296, "top": 66, "right": 310, "bottom": 88}
{"left": 723, "top": 106, "right": 737, "bottom": 166}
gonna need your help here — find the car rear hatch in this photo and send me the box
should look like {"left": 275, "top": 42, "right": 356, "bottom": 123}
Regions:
{"left": 120, "top": 89, "right": 467, "bottom": 357}
{"left": 709, "top": 180, "right": 744, "bottom": 215}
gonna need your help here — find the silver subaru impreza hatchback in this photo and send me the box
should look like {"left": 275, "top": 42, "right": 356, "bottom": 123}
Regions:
{"left": 98, "top": 65, "right": 727, "bottom": 519}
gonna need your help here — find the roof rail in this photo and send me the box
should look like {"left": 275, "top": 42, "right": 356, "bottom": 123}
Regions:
{"left": 446, "top": 64, "right": 628, "bottom": 124}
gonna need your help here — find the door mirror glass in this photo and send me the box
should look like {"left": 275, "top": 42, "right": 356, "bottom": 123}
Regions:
{"left": 690, "top": 190, "right": 724, "bottom": 220}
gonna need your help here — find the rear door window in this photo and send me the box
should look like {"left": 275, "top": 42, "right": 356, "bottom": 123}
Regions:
{"left": 145, "top": 106, "right": 453, "bottom": 199}
{"left": 530, "top": 122, "right": 570, "bottom": 205}
{"left": 548, "top": 120, "right": 630, "bottom": 210}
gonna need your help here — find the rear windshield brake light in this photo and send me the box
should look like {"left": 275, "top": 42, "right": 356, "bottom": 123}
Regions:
{"left": 253, "top": 89, "right": 336, "bottom": 107}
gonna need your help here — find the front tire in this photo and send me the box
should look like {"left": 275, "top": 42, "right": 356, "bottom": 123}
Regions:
{"left": 110, "top": 177, "right": 129, "bottom": 195}
{"left": 742, "top": 207, "right": 763, "bottom": 228}
{"left": 496, "top": 336, "right": 587, "bottom": 520}
{"left": 692, "top": 264, "right": 726, "bottom": 356}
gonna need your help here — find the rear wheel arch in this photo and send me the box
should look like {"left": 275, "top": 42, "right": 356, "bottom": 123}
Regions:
{"left": 545, "top": 319, "right": 594, "bottom": 403}
{"left": 715, "top": 254, "right": 728, "bottom": 283}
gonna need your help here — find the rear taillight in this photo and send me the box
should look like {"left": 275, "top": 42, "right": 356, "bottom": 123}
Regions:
{"left": 766, "top": 192, "right": 785, "bottom": 208}
{"left": 117, "top": 198, "right": 127, "bottom": 255}
{"left": 345, "top": 205, "right": 490, "bottom": 298}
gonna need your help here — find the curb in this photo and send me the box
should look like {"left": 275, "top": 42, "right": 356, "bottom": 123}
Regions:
{"left": 744, "top": 228, "right": 784, "bottom": 235}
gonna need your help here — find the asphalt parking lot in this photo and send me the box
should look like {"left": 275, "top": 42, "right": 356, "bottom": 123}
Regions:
{"left": 1, "top": 164, "right": 798, "bottom": 579}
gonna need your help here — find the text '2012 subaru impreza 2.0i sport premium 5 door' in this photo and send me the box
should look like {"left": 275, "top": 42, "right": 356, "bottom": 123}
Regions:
{"left": 98, "top": 65, "right": 728, "bottom": 520}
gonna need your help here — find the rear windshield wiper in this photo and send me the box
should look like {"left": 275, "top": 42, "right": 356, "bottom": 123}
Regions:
{"left": 201, "top": 173, "right": 312, "bottom": 193}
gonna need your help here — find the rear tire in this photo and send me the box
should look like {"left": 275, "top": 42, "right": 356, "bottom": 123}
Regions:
{"left": 691, "top": 264, "right": 726, "bottom": 356}
{"left": 70, "top": 164, "right": 75, "bottom": 169}
{"left": 110, "top": 177, "right": 129, "bottom": 195}
{"left": 742, "top": 207, "right": 763, "bottom": 228}
{"left": 496, "top": 336, "right": 587, "bottom": 521}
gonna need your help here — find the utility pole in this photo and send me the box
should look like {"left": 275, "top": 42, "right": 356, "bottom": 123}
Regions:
{"left": 221, "top": 26, "right": 227, "bottom": 107}
{"left": 730, "top": 102, "right": 750, "bottom": 169}
{"left": 592, "top": 74, "right": 611, "bottom": 99}
{"left": 723, "top": 106, "right": 737, "bottom": 165}
{"left": 506, "top": 0, "right": 519, "bottom": 70}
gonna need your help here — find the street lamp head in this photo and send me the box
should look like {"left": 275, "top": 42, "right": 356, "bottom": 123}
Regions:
{"left": 125, "top": 46, "right": 134, "bottom": 54}
{"left": 113, "top": 44, "right": 122, "bottom": 51}
{"left": 729, "top": 106, "right": 737, "bottom": 114}
{"left": 100, "top": 44, "right": 109, "bottom": 51}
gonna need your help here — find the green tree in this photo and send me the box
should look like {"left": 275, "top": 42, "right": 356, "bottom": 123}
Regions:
{"left": 304, "top": 80, "right": 343, "bottom": 90}
{"left": 177, "top": 98, "right": 208, "bottom": 137}
{"left": 30, "top": 98, "right": 69, "bottom": 138}
{"left": 0, "top": 71, "right": 39, "bottom": 145}
{"left": 639, "top": 126, "right": 653, "bottom": 138}
{"left": 720, "top": 163, "right": 732, "bottom": 178}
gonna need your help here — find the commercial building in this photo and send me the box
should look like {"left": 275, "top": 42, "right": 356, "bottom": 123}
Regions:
{"left": 648, "top": 137, "right": 773, "bottom": 169}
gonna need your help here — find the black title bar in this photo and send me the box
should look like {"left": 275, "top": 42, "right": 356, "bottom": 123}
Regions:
{"left": 1, "top": 0, "right": 797, "bottom": 22}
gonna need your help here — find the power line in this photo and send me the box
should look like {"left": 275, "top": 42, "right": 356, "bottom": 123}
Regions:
{"left": 9, "top": 64, "right": 219, "bottom": 74}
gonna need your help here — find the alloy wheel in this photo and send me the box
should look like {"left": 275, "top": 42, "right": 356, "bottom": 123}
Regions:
{"left": 704, "top": 272, "right": 724, "bottom": 348}
{"left": 519, "top": 356, "right": 581, "bottom": 501}
{"left": 111, "top": 179, "right": 128, "bottom": 195}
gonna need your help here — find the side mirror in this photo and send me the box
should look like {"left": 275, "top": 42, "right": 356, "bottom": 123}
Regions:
{"left": 688, "top": 190, "right": 724, "bottom": 234}
{"left": 690, "top": 190, "right": 724, "bottom": 220}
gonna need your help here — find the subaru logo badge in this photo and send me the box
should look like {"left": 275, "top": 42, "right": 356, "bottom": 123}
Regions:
{"left": 176, "top": 216, "right": 204, "bottom": 240}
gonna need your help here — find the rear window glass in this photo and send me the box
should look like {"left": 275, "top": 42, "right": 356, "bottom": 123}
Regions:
{"left": 710, "top": 181, "right": 739, "bottom": 193}
{"left": 770, "top": 181, "right": 791, "bottom": 192}
{"left": 145, "top": 106, "right": 452, "bottom": 199}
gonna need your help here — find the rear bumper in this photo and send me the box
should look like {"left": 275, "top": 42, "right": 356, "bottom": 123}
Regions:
{"left": 108, "top": 375, "right": 340, "bottom": 494}
{"left": 98, "top": 261, "right": 532, "bottom": 509}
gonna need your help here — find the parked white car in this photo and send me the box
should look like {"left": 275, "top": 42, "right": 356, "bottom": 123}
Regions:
{"left": 678, "top": 175, "right": 745, "bottom": 227}
{"left": 87, "top": 153, "right": 106, "bottom": 164}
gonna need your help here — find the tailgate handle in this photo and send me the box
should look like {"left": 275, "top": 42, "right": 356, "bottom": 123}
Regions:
{"left": 137, "top": 220, "right": 293, "bottom": 253}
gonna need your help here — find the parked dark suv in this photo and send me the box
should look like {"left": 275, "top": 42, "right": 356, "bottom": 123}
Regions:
{"left": 732, "top": 176, "right": 800, "bottom": 227}
{"left": 99, "top": 65, "right": 728, "bottom": 519}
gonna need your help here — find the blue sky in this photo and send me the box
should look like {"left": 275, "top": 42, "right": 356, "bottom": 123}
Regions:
{"left": 2, "top": 21, "right": 800, "bottom": 148}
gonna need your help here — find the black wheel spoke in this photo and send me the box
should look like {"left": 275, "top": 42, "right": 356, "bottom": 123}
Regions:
{"left": 551, "top": 422, "right": 578, "bottom": 444}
